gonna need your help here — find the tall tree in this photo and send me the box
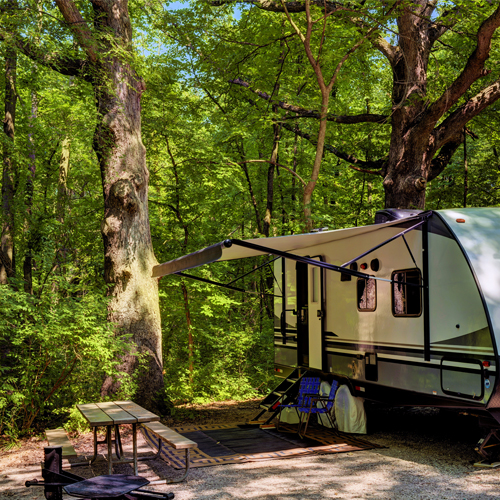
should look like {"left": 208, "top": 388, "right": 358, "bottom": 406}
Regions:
{"left": 1, "top": 50, "right": 17, "bottom": 283}
{"left": 211, "top": 0, "right": 500, "bottom": 210}
{"left": 1, "top": 1, "right": 17, "bottom": 284}
{"left": 0, "top": 0, "right": 164, "bottom": 408}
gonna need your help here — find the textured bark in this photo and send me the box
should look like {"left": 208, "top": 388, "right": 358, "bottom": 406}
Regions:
{"left": 1, "top": 49, "right": 17, "bottom": 283}
{"left": 94, "top": 33, "right": 162, "bottom": 407}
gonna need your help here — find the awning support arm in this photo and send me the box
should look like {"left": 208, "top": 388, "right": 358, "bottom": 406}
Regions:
{"left": 226, "top": 239, "right": 423, "bottom": 287}
{"left": 340, "top": 214, "right": 432, "bottom": 268}
{"left": 402, "top": 235, "right": 418, "bottom": 268}
{"left": 174, "top": 272, "right": 281, "bottom": 297}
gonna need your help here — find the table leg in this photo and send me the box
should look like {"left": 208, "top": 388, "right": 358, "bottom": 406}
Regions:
{"left": 114, "top": 424, "right": 124, "bottom": 459}
{"left": 149, "top": 449, "right": 191, "bottom": 484}
{"left": 69, "top": 426, "right": 99, "bottom": 467}
{"left": 107, "top": 425, "right": 113, "bottom": 475}
{"left": 93, "top": 427, "right": 98, "bottom": 462}
{"left": 132, "top": 422, "right": 138, "bottom": 476}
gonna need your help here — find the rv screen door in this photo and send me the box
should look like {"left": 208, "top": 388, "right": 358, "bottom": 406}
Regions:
{"left": 296, "top": 257, "right": 324, "bottom": 370}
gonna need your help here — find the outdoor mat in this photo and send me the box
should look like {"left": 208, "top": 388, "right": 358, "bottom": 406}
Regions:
{"left": 140, "top": 423, "right": 382, "bottom": 469}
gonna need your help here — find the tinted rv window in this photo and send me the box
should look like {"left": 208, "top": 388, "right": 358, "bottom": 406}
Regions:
{"left": 357, "top": 277, "right": 376, "bottom": 311}
{"left": 392, "top": 269, "right": 422, "bottom": 317}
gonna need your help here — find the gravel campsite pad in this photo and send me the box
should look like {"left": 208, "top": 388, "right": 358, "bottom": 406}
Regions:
{"left": 1, "top": 400, "right": 500, "bottom": 499}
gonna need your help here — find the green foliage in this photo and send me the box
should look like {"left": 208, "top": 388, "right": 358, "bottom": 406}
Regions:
{"left": 0, "top": 283, "right": 134, "bottom": 440}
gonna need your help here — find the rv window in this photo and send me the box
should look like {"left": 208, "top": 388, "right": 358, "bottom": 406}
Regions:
{"left": 392, "top": 269, "right": 422, "bottom": 317}
{"left": 357, "top": 277, "right": 376, "bottom": 311}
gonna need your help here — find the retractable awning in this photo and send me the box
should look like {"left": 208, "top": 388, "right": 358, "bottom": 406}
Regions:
{"left": 152, "top": 213, "right": 427, "bottom": 278}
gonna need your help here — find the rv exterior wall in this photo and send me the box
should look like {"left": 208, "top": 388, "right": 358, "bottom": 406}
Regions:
{"left": 273, "top": 209, "right": 498, "bottom": 410}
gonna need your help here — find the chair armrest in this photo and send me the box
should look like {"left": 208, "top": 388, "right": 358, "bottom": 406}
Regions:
{"left": 308, "top": 396, "right": 335, "bottom": 403}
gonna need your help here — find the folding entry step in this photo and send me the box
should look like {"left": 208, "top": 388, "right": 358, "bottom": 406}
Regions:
{"left": 250, "top": 368, "right": 307, "bottom": 425}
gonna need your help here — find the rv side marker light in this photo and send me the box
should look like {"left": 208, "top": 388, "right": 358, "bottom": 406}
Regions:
{"left": 360, "top": 263, "right": 368, "bottom": 270}
{"left": 456, "top": 218, "right": 465, "bottom": 223}
{"left": 483, "top": 361, "right": 491, "bottom": 368}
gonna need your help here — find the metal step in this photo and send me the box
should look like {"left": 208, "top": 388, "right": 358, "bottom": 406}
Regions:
{"left": 250, "top": 368, "right": 307, "bottom": 425}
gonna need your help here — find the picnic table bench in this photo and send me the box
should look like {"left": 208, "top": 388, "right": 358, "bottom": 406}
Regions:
{"left": 46, "top": 428, "right": 77, "bottom": 458}
{"left": 46, "top": 401, "right": 197, "bottom": 482}
{"left": 140, "top": 421, "right": 197, "bottom": 484}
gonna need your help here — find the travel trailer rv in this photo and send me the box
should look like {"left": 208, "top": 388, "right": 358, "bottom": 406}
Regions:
{"left": 153, "top": 208, "right": 500, "bottom": 456}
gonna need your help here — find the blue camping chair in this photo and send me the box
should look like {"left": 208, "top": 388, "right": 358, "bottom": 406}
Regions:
{"left": 298, "top": 379, "right": 339, "bottom": 437}
{"left": 277, "top": 376, "right": 321, "bottom": 431}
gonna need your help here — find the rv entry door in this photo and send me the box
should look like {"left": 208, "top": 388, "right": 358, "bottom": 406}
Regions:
{"left": 296, "top": 257, "right": 324, "bottom": 370}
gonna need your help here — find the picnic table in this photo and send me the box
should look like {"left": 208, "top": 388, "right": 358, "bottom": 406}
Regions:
{"left": 75, "top": 400, "right": 160, "bottom": 475}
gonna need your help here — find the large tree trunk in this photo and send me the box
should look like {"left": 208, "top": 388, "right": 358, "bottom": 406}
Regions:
{"left": 96, "top": 62, "right": 163, "bottom": 408}
{"left": 1, "top": 49, "right": 17, "bottom": 283}
{"left": 86, "top": 4, "right": 163, "bottom": 409}
{"left": 382, "top": 3, "right": 431, "bottom": 209}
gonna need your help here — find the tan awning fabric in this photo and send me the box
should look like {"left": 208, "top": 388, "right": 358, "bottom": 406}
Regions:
{"left": 152, "top": 216, "right": 422, "bottom": 278}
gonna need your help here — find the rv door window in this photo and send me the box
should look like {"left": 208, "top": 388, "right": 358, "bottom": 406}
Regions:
{"left": 357, "top": 277, "right": 376, "bottom": 311}
{"left": 392, "top": 269, "right": 422, "bottom": 317}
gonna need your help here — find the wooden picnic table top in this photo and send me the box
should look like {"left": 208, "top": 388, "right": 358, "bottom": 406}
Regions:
{"left": 76, "top": 400, "right": 161, "bottom": 427}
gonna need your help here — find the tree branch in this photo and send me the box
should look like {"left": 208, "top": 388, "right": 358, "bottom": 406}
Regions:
{"left": 369, "top": 34, "right": 397, "bottom": 66}
{"left": 231, "top": 78, "right": 388, "bottom": 124}
{"left": 428, "top": 135, "right": 463, "bottom": 182}
{"left": 280, "top": 121, "right": 384, "bottom": 176}
{"left": 4, "top": 34, "right": 88, "bottom": 77}
{"left": 428, "top": 5, "right": 462, "bottom": 45}
{"left": 422, "top": 4, "right": 500, "bottom": 130}
{"left": 54, "top": 0, "right": 97, "bottom": 62}
{"left": 433, "top": 78, "right": 500, "bottom": 150}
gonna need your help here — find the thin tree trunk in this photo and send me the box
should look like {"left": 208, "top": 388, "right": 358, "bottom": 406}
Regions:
{"left": 1, "top": 48, "right": 17, "bottom": 283}
{"left": 302, "top": 95, "right": 328, "bottom": 229}
{"left": 237, "top": 143, "right": 263, "bottom": 234}
{"left": 463, "top": 129, "right": 468, "bottom": 208}
{"left": 57, "top": 137, "right": 70, "bottom": 222}
{"left": 263, "top": 116, "right": 280, "bottom": 237}
{"left": 23, "top": 89, "right": 37, "bottom": 295}
{"left": 164, "top": 134, "right": 193, "bottom": 386}
{"left": 181, "top": 282, "right": 194, "bottom": 385}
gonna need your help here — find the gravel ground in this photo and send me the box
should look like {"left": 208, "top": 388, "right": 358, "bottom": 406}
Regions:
{"left": 1, "top": 400, "right": 500, "bottom": 499}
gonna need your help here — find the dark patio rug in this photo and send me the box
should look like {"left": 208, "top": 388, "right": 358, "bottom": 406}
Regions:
{"left": 140, "top": 423, "right": 382, "bottom": 469}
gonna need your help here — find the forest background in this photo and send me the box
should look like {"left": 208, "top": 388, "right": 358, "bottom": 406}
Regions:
{"left": 1, "top": 0, "right": 500, "bottom": 444}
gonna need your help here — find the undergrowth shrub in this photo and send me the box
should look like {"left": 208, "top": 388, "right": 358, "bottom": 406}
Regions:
{"left": 0, "top": 283, "right": 135, "bottom": 442}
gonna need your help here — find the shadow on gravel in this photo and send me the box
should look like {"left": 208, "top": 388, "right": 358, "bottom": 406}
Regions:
{"left": 365, "top": 402, "right": 483, "bottom": 465}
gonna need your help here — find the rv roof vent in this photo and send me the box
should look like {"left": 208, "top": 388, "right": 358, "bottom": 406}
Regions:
{"left": 311, "top": 227, "right": 329, "bottom": 232}
{"left": 374, "top": 209, "right": 423, "bottom": 224}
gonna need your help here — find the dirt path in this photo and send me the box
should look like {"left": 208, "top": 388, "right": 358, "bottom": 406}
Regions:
{"left": 1, "top": 400, "right": 499, "bottom": 499}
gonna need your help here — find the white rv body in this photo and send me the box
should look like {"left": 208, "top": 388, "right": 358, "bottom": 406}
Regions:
{"left": 153, "top": 208, "right": 500, "bottom": 424}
